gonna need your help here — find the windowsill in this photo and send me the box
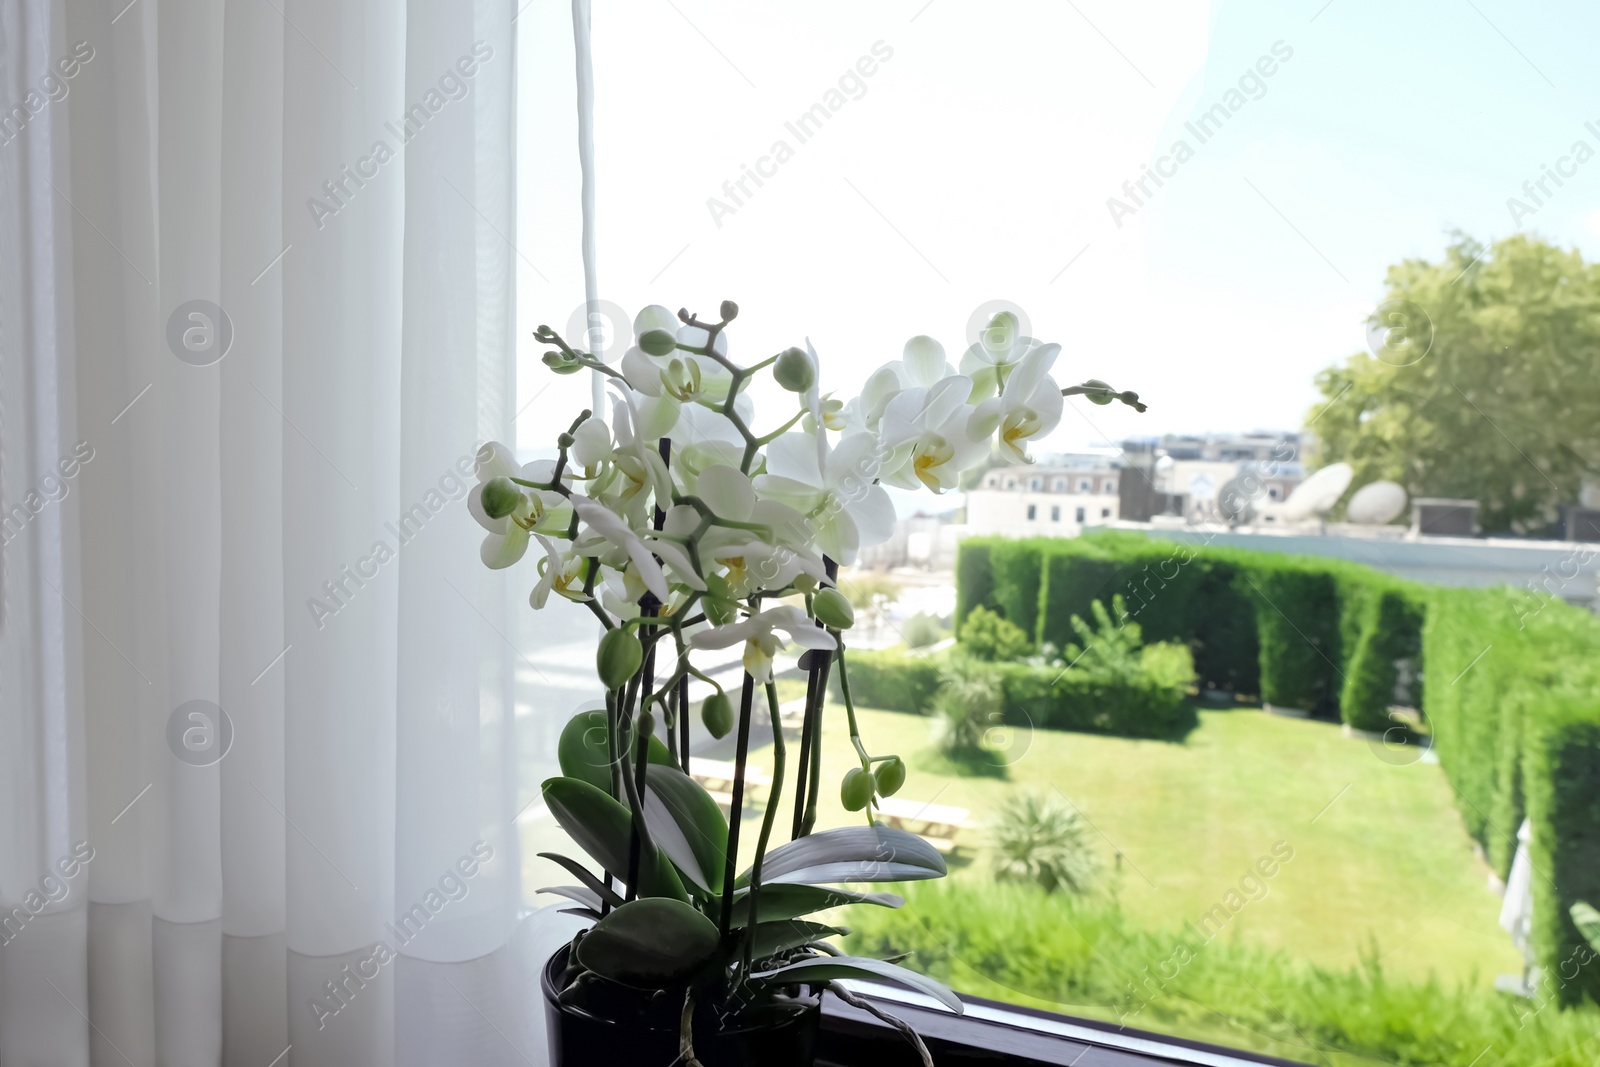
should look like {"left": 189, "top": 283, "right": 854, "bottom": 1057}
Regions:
{"left": 819, "top": 984, "right": 1307, "bottom": 1067}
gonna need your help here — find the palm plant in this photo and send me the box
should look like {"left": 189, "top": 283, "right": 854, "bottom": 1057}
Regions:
{"left": 992, "top": 791, "right": 1099, "bottom": 895}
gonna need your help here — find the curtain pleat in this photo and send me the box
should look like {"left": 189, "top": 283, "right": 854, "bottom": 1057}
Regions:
{"left": 0, "top": 0, "right": 534, "bottom": 1060}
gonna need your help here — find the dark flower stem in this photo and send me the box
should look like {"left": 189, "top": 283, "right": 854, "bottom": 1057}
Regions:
{"left": 718, "top": 672, "right": 757, "bottom": 937}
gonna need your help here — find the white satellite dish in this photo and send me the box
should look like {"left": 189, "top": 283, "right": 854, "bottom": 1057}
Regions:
{"left": 1347, "top": 480, "right": 1407, "bottom": 525}
{"left": 1281, "top": 462, "right": 1353, "bottom": 522}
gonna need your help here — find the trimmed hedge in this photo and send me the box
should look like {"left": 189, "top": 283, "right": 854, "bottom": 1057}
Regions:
{"left": 954, "top": 539, "right": 997, "bottom": 637}
{"left": 1246, "top": 561, "right": 1341, "bottom": 714}
{"left": 989, "top": 539, "right": 1049, "bottom": 640}
{"left": 832, "top": 649, "right": 942, "bottom": 714}
{"left": 997, "top": 643, "right": 1196, "bottom": 740}
{"left": 955, "top": 530, "right": 1600, "bottom": 1005}
{"left": 1340, "top": 587, "right": 1425, "bottom": 732}
{"left": 835, "top": 645, "right": 1195, "bottom": 741}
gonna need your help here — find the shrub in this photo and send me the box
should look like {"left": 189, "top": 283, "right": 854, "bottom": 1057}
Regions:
{"left": 902, "top": 612, "right": 944, "bottom": 649}
{"left": 997, "top": 642, "right": 1196, "bottom": 740}
{"left": 832, "top": 649, "right": 941, "bottom": 714}
{"left": 958, "top": 605, "right": 1032, "bottom": 662}
{"left": 1061, "top": 596, "right": 1144, "bottom": 684}
{"left": 933, "top": 657, "right": 1004, "bottom": 761}
{"left": 992, "top": 791, "right": 1099, "bottom": 894}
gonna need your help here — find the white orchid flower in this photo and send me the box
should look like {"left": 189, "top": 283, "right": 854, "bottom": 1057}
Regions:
{"left": 687, "top": 604, "right": 836, "bottom": 684}
{"left": 753, "top": 433, "right": 896, "bottom": 564}
{"left": 968, "top": 342, "right": 1064, "bottom": 463}
{"left": 469, "top": 442, "right": 568, "bottom": 569}
{"left": 571, "top": 496, "right": 670, "bottom": 602}
{"left": 878, "top": 377, "right": 987, "bottom": 494}
{"left": 569, "top": 418, "right": 613, "bottom": 478}
{"left": 529, "top": 534, "right": 571, "bottom": 608}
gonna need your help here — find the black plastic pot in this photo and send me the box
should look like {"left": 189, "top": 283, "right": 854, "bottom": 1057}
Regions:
{"left": 542, "top": 944, "right": 821, "bottom": 1067}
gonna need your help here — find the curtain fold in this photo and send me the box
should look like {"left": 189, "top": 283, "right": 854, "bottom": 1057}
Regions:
{"left": 0, "top": 0, "right": 541, "bottom": 1061}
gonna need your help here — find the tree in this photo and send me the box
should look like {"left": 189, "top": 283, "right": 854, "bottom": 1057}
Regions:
{"left": 1307, "top": 235, "right": 1600, "bottom": 534}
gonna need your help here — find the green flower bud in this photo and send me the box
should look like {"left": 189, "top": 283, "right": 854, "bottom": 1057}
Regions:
{"left": 873, "top": 756, "right": 906, "bottom": 798}
{"left": 720, "top": 300, "right": 739, "bottom": 321}
{"left": 812, "top": 587, "right": 854, "bottom": 630}
{"left": 639, "top": 328, "right": 677, "bottom": 357}
{"left": 1081, "top": 379, "right": 1115, "bottom": 405}
{"left": 637, "top": 709, "right": 656, "bottom": 741}
{"left": 543, "top": 351, "right": 584, "bottom": 375}
{"left": 480, "top": 477, "right": 524, "bottom": 520}
{"left": 840, "top": 767, "right": 874, "bottom": 812}
{"left": 597, "top": 627, "right": 643, "bottom": 690}
{"left": 773, "top": 347, "right": 815, "bottom": 393}
{"left": 701, "top": 692, "right": 734, "bottom": 740}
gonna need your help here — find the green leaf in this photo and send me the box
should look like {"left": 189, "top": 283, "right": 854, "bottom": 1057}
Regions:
{"left": 537, "top": 885, "right": 607, "bottom": 912}
{"left": 575, "top": 897, "right": 721, "bottom": 989}
{"left": 751, "top": 955, "right": 963, "bottom": 1014}
{"left": 642, "top": 763, "right": 728, "bottom": 896}
{"left": 726, "top": 884, "right": 904, "bottom": 927}
{"left": 748, "top": 920, "right": 846, "bottom": 962}
{"left": 537, "top": 852, "right": 624, "bottom": 910}
{"left": 558, "top": 709, "right": 673, "bottom": 795}
{"left": 541, "top": 777, "right": 688, "bottom": 902}
{"left": 1572, "top": 901, "right": 1600, "bottom": 950}
{"left": 741, "top": 826, "right": 946, "bottom": 887}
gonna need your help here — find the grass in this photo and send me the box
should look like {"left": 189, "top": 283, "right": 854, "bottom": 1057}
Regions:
{"left": 770, "top": 699, "right": 1523, "bottom": 988}
{"left": 845, "top": 880, "right": 1600, "bottom": 1067}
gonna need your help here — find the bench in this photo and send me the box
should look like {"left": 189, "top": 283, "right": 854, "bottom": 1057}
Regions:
{"left": 874, "top": 797, "right": 977, "bottom": 853}
{"left": 689, "top": 758, "right": 773, "bottom": 812}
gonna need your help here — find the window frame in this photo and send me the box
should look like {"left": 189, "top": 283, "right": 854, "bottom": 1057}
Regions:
{"left": 819, "top": 985, "right": 1310, "bottom": 1067}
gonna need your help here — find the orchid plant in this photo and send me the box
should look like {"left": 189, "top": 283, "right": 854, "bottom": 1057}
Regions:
{"left": 471, "top": 301, "right": 1143, "bottom": 1064}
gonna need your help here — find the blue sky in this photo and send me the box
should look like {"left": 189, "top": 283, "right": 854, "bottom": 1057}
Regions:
{"left": 512, "top": 0, "right": 1600, "bottom": 461}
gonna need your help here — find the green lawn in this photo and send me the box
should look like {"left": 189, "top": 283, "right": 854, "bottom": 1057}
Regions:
{"left": 757, "top": 699, "right": 1522, "bottom": 989}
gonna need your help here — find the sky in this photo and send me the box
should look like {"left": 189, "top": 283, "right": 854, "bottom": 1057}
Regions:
{"left": 512, "top": 0, "right": 1600, "bottom": 468}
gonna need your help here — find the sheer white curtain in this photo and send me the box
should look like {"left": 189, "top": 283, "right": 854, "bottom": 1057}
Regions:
{"left": 0, "top": 0, "right": 575, "bottom": 1062}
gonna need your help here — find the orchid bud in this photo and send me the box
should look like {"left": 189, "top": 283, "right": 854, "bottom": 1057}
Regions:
{"left": 720, "top": 300, "right": 739, "bottom": 321}
{"left": 873, "top": 756, "right": 906, "bottom": 797}
{"left": 480, "top": 477, "right": 524, "bottom": 520}
{"left": 701, "top": 692, "right": 734, "bottom": 739}
{"left": 840, "top": 767, "right": 873, "bottom": 812}
{"left": 639, "top": 329, "right": 677, "bottom": 357}
{"left": 543, "top": 351, "right": 583, "bottom": 375}
{"left": 597, "top": 627, "right": 643, "bottom": 690}
{"left": 813, "top": 587, "right": 854, "bottom": 630}
{"left": 1081, "top": 379, "right": 1114, "bottom": 405}
{"left": 773, "top": 347, "right": 815, "bottom": 393}
{"left": 637, "top": 709, "right": 655, "bottom": 741}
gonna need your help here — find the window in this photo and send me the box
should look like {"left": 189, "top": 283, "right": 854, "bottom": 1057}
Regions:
{"left": 542, "top": 8, "right": 1600, "bottom": 1067}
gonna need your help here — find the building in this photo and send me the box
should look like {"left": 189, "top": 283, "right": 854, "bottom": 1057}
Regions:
{"left": 1119, "top": 431, "right": 1304, "bottom": 524}
{"left": 963, "top": 451, "right": 1124, "bottom": 537}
